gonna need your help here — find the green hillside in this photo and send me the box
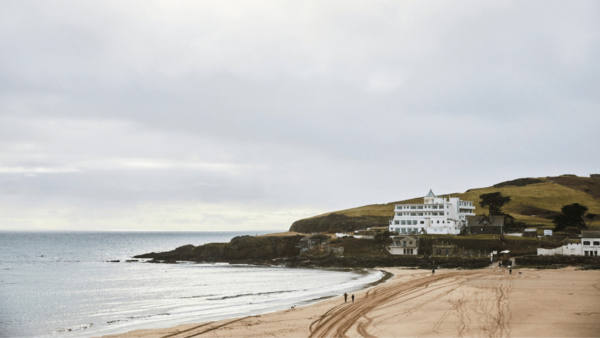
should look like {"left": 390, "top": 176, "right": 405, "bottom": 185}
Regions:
{"left": 289, "top": 175, "right": 600, "bottom": 233}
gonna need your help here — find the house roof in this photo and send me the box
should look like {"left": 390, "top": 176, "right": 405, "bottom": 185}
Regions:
{"left": 467, "top": 215, "right": 505, "bottom": 227}
{"left": 425, "top": 189, "right": 436, "bottom": 198}
{"left": 581, "top": 231, "right": 600, "bottom": 238}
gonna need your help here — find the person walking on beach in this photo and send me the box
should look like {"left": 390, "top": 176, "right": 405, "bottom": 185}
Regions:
{"left": 432, "top": 268, "right": 435, "bottom": 274}
{"left": 509, "top": 268, "right": 512, "bottom": 274}
{"left": 344, "top": 292, "right": 347, "bottom": 303}
{"left": 352, "top": 294, "right": 355, "bottom": 303}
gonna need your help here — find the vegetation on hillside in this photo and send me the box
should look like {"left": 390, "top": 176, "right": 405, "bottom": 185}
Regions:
{"left": 289, "top": 175, "right": 600, "bottom": 233}
{"left": 552, "top": 203, "right": 597, "bottom": 231}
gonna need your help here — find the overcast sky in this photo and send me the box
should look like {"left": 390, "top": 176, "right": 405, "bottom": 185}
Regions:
{"left": 1, "top": 0, "right": 599, "bottom": 231}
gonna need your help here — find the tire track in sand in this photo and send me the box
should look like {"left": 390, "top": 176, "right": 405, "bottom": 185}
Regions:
{"left": 309, "top": 271, "right": 478, "bottom": 338}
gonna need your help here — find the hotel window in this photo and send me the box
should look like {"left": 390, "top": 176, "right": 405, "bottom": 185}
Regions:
{"left": 594, "top": 241, "right": 600, "bottom": 245}
{"left": 417, "top": 206, "right": 423, "bottom": 209}
{"left": 412, "top": 220, "right": 418, "bottom": 225}
{"left": 584, "top": 241, "right": 590, "bottom": 245}
{"left": 420, "top": 221, "right": 424, "bottom": 224}
{"left": 411, "top": 213, "right": 416, "bottom": 216}
{"left": 401, "top": 220, "right": 406, "bottom": 225}
{"left": 410, "top": 206, "right": 416, "bottom": 209}
{"left": 394, "top": 220, "right": 399, "bottom": 225}
{"left": 418, "top": 213, "right": 423, "bottom": 216}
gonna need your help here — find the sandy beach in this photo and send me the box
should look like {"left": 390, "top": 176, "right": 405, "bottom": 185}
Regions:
{"left": 101, "top": 267, "right": 600, "bottom": 338}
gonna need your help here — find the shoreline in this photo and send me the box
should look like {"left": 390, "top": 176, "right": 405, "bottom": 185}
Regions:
{"left": 100, "top": 266, "right": 600, "bottom": 338}
{"left": 94, "top": 266, "right": 390, "bottom": 338}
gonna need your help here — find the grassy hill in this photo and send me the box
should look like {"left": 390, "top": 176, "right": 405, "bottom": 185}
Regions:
{"left": 289, "top": 175, "right": 600, "bottom": 233}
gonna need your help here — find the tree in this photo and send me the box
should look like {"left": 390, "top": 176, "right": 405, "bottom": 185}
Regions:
{"left": 374, "top": 230, "right": 390, "bottom": 243}
{"left": 479, "top": 192, "right": 512, "bottom": 216}
{"left": 586, "top": 213, "right": 597, "bottom": 227}
{"left": 552, "top": 203, "right": 595, "bottom": 231}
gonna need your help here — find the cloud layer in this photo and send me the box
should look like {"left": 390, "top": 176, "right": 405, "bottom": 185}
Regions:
{"left": 1, "top": 0, "right": 599, "bottom": 230}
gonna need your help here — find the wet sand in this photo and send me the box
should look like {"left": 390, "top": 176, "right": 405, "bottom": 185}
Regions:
{"left": 101, "top": 267, "right": 600, "bottom": 338}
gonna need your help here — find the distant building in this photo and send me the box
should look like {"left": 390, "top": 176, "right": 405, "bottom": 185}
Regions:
{"left": 523, "top": 228, "right": 537, "bottom": 238}
{"left": 388, "top": 190, "right": 475, "bottom": 235}
{"left": 537, "top": 232, "right": 600, "bottom": 256}
{"left": 318, "top": 244, "right": 344, "bottom": 255}
{"left": 296, "top": 234, "right": 329, "bottom": 253}
{"left": 467, "top": 215, "right": 505, "bottom": 235}
{"left": 432, "top": 243, "right": 456, "bottom": 256}
{"left": 582, "top": 231, "right": 600, "bottom": 256}
{"left": 387, "top": 235, "right": 419, "bottom": 255}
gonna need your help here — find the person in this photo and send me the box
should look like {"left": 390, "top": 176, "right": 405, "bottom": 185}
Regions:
{"left": 344, "top": 292, "right": 347, "bottom": 303}
{"left": 498, "top": 262, "right": 501, "bottom": 267}
{"left": 509, "top": 268, "right": 512, "bottom": 274}
{"left": 432, "top": 268, "right": 435, "bottom": 274}
{"left": 352, "top": 294, "right": 355, "bottom": 303}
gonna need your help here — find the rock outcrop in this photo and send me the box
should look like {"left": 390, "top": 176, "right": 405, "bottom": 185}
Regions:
{"left": 135, "top": 235, "right": 304, "bottom": 262}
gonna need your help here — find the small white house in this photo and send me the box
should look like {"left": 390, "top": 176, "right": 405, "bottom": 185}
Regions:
{"left": 537, "top": 232, "right": 600, "bottom": 256}
{"left": 387, "top": 235, "right": 419, "bottom": 255}
{"left": 582, "top": 231, "right": 600, "bottom": 256}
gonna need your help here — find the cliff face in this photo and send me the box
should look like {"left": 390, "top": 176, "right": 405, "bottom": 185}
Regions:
{"left": 135, "top": 235, "right": 303, "bottom": 262}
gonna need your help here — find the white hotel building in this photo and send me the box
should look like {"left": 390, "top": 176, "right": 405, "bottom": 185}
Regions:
{"left": 389, "top": 190, "right": 476, "bottom": 235}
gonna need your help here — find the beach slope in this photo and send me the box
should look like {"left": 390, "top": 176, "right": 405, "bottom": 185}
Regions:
{"left": 102, "top": 267, "right": 600, "bottom": 338}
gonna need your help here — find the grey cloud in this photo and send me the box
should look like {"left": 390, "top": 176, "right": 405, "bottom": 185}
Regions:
{"left": 0, "top": 0, "right": 599, "bottom": 229}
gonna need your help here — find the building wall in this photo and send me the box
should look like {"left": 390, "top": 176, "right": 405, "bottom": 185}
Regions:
{"left": 388, "top": 195, "right": 475, "bottom": 236}
{"left": 387, "top": 247, "right": 418, "bottom": 255}
{"left": 562, "top": 243, "right": 582, "bottom": 256}
{"left": 537, "top": 247, "right": 563, "bottom": 255}
{"left": 582, "top": 237, "right": 600, "bottom": 256}
{"left": 537, "top": 237, "right": 599, "bottom": 256}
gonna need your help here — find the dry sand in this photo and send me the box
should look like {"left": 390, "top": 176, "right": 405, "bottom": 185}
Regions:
{"left": 101, "top": 267, "right": 600, "bottom": 338}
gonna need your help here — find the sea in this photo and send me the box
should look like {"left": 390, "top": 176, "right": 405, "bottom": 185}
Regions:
{"left": 0, "top": 231, "right": 384, "bottom": 338}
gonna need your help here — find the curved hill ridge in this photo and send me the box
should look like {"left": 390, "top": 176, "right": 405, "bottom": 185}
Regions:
{"left": 289, "top": 175, "right": 600, "bottom": 233}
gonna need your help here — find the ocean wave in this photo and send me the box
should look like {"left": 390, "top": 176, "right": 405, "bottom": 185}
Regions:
{"left": 179, "top": 294, "right": 218, "bottom": 299}
{"left": 208, "top": 290, "right": 297, "bottom": 301}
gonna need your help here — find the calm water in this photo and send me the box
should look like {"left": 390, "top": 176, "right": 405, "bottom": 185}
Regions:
{"left": 0, "top": 231, "right": 383, "bottom": 337}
